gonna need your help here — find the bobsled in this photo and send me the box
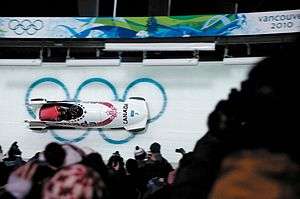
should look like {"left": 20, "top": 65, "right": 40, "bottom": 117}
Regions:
{"left": 25, "top": 97, "right": 148, "bottom": 133}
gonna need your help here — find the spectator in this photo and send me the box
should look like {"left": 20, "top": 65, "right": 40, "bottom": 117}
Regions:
{"left": 0, "top": 145, "right": 9, "bottom": 186}
{"left": 125, "top": 159, "right": 142, "bottom": 199}
{"left": 134, "top": 146, "right": 147, "bottom": 168}
{"left": 143, "top": 142, "right": 173, "bottom": 182}
{"left": 107, "top": 151, "right": 126, "bottom": 176}
{"left": 42, "top": 164, "right": 106, "bottom": 199}
{"left": 133, "top": 146, "right": 148, "bottom": 195}
{"left": 81, "top": 152, "right": 110, "bottom": 184}
{"left": 150, "top": 142, "right": 161, "bottom": 154}
{"left": 209, "top": 150, "right": 300, "bottom": 199}
{"left": 1, "top": 143, "right": 65, "bottom": 198}
{"left": 145, "top": 152, "right": 193, "bottom": 199}
{"left": 171, "top": 39, "right": 300, "bottom": 199}
{"left": 3, "top": 142, "right": 26, "bottom": 176}
{"left": 126, "top": 158, "right": 138, "bottom": 176}
{"left": 107, "top": 151, "right": 137, "bottom": 199}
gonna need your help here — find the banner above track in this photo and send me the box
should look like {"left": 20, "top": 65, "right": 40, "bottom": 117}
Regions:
{"left": 0, "top": 10, "right": 299, "bottom": 39}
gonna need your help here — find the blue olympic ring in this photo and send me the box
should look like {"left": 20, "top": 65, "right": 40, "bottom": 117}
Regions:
{"left": 25, "top": 77, "right": 167, "bottom": 144}
{"left": 74, "top": 78, "right": 118, "bottom": 101}
{"left": 122, "top": 78, "right": 167, "bottom": 123}
{"left": 25, "top": 78, "right": 88, "bottom": 143}
{"left": 74, "top": 78, "right": 123, "bottom": 144}
{"left": 8, "top": 19, "right": 44, "bottom": 35}
{"left": 25, "top": 77, "right": 70, "bottom": 118}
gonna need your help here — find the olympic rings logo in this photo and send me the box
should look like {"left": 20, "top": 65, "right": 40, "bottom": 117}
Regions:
{"left": 9, "top": 19, "right": 44, "bottom": 35}
{"left": 25, "top": 77, "right": 167, "bottom": 144}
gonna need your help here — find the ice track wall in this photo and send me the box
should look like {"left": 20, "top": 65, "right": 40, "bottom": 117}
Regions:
{"left": 0, "top": 62, "right": 253, "bottom": 163}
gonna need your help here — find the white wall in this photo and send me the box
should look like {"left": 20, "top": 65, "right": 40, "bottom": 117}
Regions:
{"left": 0, "top": 62, "right": 252, "bottom": 163}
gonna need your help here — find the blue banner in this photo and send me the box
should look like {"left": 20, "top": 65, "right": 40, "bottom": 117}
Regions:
{"left": 0, "top": 10, "right": 299, "bottom": 39}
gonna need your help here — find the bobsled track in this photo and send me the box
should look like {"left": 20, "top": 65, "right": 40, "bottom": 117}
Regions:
{"left": 0, "top": 62, "right": 253, "bottom": 163}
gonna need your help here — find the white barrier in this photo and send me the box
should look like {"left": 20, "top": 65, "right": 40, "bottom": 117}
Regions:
{"left": 0, "top": 62, "right": 254, "bottom": 163}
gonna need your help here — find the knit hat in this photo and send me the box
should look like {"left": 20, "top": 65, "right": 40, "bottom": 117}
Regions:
{"left": 134, "top": 146, "right": 146, "bottom": 160}
{"left": 43, "top": 164, "right": 106, "bottom": 199}
{"left": 150, "top": 142, "right": 161, "bottom": 153}
{"left": 81, "top": 146, "right": 96, "bottom": 156}
{"left": 44, "top": 142, "right": 66, "bottom": 168}
{"left": 43, "top": 143, "right": 85, "bottom": 168}
{"left": 62, "top": 144, "right": 85, "bottom": 166}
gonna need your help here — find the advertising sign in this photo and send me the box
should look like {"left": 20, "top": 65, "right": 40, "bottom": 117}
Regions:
{"left": 0, "top": 10, "right": 299, "bottom": 39}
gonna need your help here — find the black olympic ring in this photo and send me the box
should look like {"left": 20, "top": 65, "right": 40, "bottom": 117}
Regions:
{"left": 8, "top": 19, "right": 44, "bottom": 35}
